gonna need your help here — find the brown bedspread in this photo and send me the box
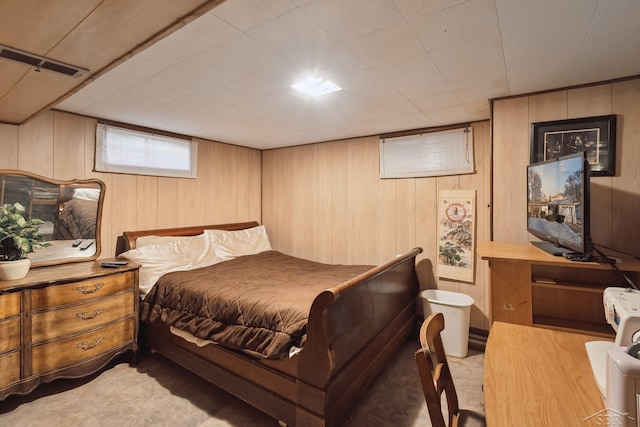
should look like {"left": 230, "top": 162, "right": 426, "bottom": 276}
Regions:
{"left": 140, "top": 251, "right": 373, "bottom": 359}
{"left": 59, "top": 199, "right": 97, "bottom": 239}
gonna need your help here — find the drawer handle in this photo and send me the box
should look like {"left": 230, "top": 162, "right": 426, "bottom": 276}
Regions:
{"left": 76, "top": 336, "right": 105, "bottom": 351}
{"left": 76, "top": 283, "right": 105, "bottom": 294}
{"left": 76, "top": 307, "right": 104, "bottom": 320}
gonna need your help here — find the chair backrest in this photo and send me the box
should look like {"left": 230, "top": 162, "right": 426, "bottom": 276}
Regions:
{"left": 415, "top": 312, "right": 460, "bottom": 427}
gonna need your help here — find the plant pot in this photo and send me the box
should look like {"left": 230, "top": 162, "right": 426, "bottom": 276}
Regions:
{"left": 0, "top": 258, "right": 31, "bottom": 280}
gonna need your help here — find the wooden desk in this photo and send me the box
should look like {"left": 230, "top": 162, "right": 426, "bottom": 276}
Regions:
{"left": 484, "top": 322, "right": 607, "bottom": 427}
{"left": 478, "top": 241, "right": 640, "bottom": 337}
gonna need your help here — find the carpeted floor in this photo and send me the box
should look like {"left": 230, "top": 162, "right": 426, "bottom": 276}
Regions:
{"left": 0, "top": 338, "right": 485, "bottom": 426}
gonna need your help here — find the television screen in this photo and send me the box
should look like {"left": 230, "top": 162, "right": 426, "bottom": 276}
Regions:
{"left": 527, "top": 152, "right": 591, "bottom": 256}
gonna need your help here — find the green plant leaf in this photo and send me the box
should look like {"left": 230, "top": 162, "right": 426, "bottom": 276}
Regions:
{"left": 0, "top": 202, "right": 49, "bottom": 261}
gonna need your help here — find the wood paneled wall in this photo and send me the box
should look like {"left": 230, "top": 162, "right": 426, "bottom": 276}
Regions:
{"left": 0, "top": 110, "right": 262, "bottom": 259}
{"left": 262, "top": 121, "right": 492, "bottom": 330}
{"left": 493, "top": 78, "right": 640, "bottom": 257}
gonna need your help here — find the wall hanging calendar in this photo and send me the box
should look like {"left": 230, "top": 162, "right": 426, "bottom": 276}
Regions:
{"left": 437, "top": 189, "right": 476, "bottom": 282}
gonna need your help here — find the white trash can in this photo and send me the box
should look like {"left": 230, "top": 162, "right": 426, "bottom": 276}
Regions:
{"left": 421, "top": 289, "right": 474, "bottom": 358}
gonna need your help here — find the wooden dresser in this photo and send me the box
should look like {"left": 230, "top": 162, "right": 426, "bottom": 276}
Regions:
{"left": 0, "top": 259, "right": 139, "bottom": 400}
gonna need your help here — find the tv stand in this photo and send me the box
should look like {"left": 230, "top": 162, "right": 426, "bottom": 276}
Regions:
{"left": 530, "top": 241, "right": 575, "bottom": 257}
{"left": 478, "top": 241, "right": 640, "bottom": 337}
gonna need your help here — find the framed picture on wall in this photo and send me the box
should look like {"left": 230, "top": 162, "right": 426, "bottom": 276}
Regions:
{"left": 530, "top": 115, "right": 617, "bottom": 176}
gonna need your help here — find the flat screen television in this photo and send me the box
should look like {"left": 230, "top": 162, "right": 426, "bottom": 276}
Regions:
{"left": 527, "top": 152, "right": 591, "bottom": 256}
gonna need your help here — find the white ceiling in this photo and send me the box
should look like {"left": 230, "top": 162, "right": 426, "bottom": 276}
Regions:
{"left": 55, "top": 0, "right": 640, "bottom": 150}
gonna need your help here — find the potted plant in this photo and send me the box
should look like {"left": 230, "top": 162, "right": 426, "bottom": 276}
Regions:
{"left": 0, "top": 202, "right": 49, "bottom": 280}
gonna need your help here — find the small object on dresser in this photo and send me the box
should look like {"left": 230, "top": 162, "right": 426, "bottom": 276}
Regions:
{"left": 72, "top": 239, "right": 83, "bottom": 247}
{"left": 101, "top": 261, "right": 128, "bottom": 268}
{"left": 79, "top": 240, "right": 94, "bottom": 250}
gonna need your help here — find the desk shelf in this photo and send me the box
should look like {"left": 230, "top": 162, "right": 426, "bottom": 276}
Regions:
{"left": 531, "top": 279, "right": 608, "bottom": 293}
{"left": 478, "top": 241, "right": 640, "bottom": 335}
{"left": 532, "top": 278, "right": 609, "bottom": 335}
{"left": 533, "top": 315, "right": 615, "bottom": 338}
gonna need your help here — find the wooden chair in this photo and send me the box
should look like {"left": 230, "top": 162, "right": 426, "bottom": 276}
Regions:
{"left": 414, "top": 312, "right": 461, "bottom": 427}
{"left": 28, "top": 186, "right": 59, "bottom": 217}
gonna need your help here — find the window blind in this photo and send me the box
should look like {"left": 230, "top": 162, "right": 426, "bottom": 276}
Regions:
{"left": 379, "top": 127, "right": 474, "bottom": 178}
{"left": 95, "top": 123, "right": 197, "bottom": 178}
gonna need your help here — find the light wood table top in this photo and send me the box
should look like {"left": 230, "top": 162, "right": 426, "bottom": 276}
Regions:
{"left": 484, "top": 322, "right": 608, "bottom": 427}
{"left": 477, "top": 241, "right": 640, "bottom": 271}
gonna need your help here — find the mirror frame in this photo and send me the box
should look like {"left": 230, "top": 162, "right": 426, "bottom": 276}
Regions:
{"left": 0, "top": 169, "right": 105, "bottom": 268}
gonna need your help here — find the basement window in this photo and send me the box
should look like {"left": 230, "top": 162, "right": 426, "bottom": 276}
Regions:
{"left": 379, "top": 127, "right": 474, "bottom": 178}
{"left": 95, "top": 123, "right": 197, "bottom": 178}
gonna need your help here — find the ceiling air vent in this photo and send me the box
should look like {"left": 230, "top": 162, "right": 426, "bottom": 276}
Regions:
{"left": 0, "top": 44, "right": 88, "bottom": 77}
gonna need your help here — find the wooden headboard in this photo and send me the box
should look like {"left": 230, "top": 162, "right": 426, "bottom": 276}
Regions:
{"left": 114, "top": 221, "right": 260, "bottom": 256}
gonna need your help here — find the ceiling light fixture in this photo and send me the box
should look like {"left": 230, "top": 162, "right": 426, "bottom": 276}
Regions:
{"left": 291, "top": 76, "right": 342, "bottom": 97}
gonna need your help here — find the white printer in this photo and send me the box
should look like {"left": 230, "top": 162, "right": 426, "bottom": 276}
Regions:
{"left": 585, "top": 287, "right": 640, "bottom": 426}
{"left": 604, "top": 287, "right": 640, "bottom": 346}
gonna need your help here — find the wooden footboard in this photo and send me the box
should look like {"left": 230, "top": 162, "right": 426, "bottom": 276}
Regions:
{"left": 302, "top": 247, "right": 422, "bottom": 388}
{"left": 118, "top": 223, "right": 421, "bottom": 426}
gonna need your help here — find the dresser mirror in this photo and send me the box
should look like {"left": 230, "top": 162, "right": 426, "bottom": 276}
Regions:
{"left": 0, "top": 170, "right": 105, "bottom": 267}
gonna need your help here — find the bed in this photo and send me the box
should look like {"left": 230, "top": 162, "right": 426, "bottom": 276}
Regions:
{"left": 56, "top": 187, "right": 100, "bottom": 240}
{"left": 115, "top": 222, "right": 422, "bottom": 427}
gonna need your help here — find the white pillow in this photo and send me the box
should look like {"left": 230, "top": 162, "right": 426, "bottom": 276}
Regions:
{"left": 205, "top": 225, "right": 272, "bottom": 258}
{"left": 119, "top": 233, "right": 225, "bottom": 295}
{"left": 136, "top": 234, "right": 197, "bottom": 248}
{"left": 72, "top": 188, "right": 100, "bottom": 201}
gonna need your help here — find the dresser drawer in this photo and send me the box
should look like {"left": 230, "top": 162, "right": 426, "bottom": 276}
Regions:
{"left": 31, "top": 291, "right": 134, "bottom": 343}
{"left": 0, "top": 351, "right": 20, "bottom": 388}
{"left": 0, "top": 292, "right": 20, "bottom": 318}
{"left": 31, "top": 317, "right": 134, "bottom": 375}
{"left": 0, "top": 317, "right": 20, "bottom": 354}
{"left": 31, "top": 271, "right": 134, "bottom": 309}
